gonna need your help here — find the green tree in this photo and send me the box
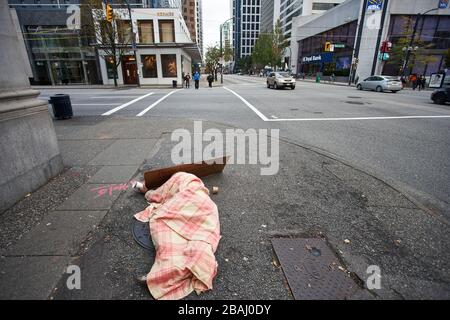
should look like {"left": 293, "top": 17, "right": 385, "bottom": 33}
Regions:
{"left": 205, "top": 45, "right": 221, "bottom": 80}
{"left": 251, "top": 20, "right": 288, "bottom": 71}
{"left": 237, "top": 55, "right": 253, "bottom": 74}
{"left": 445, "top": 48, "right": 450, "bottom": 69}
{"left": 223, "top": 38, "right": 234, "bottom": 62}
{"left": 386, "top": 16, "right": 437, "bottom": 75}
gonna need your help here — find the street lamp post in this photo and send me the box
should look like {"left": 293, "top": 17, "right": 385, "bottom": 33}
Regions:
{"left": 124, "top": 0, "right": 140, "bottom": 87}
{"left": 220, "top": 17, "right": 234, "bottom": 84}
{"left": 402, "top": 6, "right": 440, "bottom": 76}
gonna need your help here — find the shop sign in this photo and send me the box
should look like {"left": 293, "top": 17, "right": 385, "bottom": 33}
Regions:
{"left": 333, "top": 44, "right": 346, "bottom": 48}
{"left": 301, "top": 53, "right": 333, "bottom": 64}
{"left": 367, "top": 0, "right": 383, "bottom": 11}
{"left": 157, "top": 12, "right": 174, "bottom": 17}
{"left": 439, "top": 0, "right": 449, "bottom": 9}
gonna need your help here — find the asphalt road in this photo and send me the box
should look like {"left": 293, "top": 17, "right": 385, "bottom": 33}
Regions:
{"left": 38, "top": 75, "right": 450, "bottom": 214}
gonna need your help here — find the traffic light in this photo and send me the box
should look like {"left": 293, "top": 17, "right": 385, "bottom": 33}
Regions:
{"left": 106, "top": 3, "right": 113, "bottom": 22}
{"left": 380, "top": 41, "right": 392, "bottom": 53}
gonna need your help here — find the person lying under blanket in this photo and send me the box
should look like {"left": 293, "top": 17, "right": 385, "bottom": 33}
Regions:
{"left": 133, "top": 172, "right": 221, "bottom": 300}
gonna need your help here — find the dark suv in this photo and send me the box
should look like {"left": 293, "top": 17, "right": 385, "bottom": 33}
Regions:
{"left": 431, "top": 86, "right": 450, "bottom": 105}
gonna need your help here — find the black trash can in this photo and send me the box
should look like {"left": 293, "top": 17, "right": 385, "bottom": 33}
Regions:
{"left": 49, "top": 94, "right": 73, "bottom": 119}
{"left": 172, "top": 80, "right": 177, "bottom": 88}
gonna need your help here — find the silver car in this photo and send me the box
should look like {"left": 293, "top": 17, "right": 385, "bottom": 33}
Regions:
{"left": 267, "top": 72, "right": 296, "bottom": 90}
{"left": 357, "top": 75, "right": 403, "bottom": 93}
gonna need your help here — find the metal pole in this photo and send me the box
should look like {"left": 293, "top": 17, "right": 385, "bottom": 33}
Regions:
{"left": 125, "top": 0, "right": 140, "bottom": 87}
{"left": 220, "top": 23, "right": 223, "bottom": 84}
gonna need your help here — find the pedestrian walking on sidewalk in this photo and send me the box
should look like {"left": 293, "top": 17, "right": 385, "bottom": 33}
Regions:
{"left": 419, "top": 75, "right": 426, "bottom": 90}
{"left": 207, "top": 74, "right": 214, "bottom": 88}
{"left": 184, "top": 73, "right": 191, "bottom": 88}
{"left": 410, "top": 74, "right": 418, "bottom": 90}
{"left": 193, "top": 71, "right": 200, "bottom": 90}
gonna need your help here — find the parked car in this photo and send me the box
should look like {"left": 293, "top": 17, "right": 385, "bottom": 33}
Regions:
{"left": 431, "top": 86, "right": 450, "bottom": 105}
{"left": 356, "top": 75, "right": 403, "bottom": 93}
{"left": 267, "top": 72, "right": 296, "bottom": 90}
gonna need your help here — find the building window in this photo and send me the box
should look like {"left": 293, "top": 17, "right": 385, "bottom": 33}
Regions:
{"left": 141, "top": 55, "right": 157, "bottom": 78}
{"left": 159, "top": 20, "right": 175, "bottom": 43}
{"left": 161, "top": 54, "right": 177, "bottom": 77}
{"left": 116, "top": 20, "right": 132, "bottom": 44}
{"left": 138, "top": 20, "right": 154, "bottom": 44}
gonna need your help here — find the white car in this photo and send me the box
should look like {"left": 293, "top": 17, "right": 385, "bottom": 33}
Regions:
{"left": 357, "top": 75, "right": 403, "bottom": 93}
{"left": 267, "top": 72, "right": 296, "bottom": 90}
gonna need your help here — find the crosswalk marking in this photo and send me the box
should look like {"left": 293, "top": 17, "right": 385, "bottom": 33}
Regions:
{"left": 136, "top": 90, "right": 181, "bottom": 117}
{"left": 102, "top": 92, "right": 154, "bottom": 116}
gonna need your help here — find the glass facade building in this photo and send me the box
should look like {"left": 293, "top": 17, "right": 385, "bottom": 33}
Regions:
{"left": 383, "top": 15, "right": 450, "bottom": 76}
{"left": 297, "top": 20, "right": 357, "bottom": 76}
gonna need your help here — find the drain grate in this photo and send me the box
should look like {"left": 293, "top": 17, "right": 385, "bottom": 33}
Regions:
{"left": 271, "top": 238, "right": 359, "bottom": 300}
{"left": 132, "top": 220, "right": 152, "bottom": 250}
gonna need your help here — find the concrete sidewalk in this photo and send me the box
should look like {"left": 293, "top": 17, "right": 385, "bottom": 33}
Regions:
{"left": 0, "top": 116, "right": 449, "bottom": 300}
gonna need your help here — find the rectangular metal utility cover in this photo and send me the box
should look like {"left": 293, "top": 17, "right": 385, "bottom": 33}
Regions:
{"left": 271, "top": 238, "right": 359, "bottom": 300}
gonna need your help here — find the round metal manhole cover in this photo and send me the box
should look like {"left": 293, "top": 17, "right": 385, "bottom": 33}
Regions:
{"left": 132, "top": 220, "right": 152, "bottom": 250}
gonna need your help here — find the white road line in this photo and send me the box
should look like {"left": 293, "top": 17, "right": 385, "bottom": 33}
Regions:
{"left": 92, "top": 96, "right": 141, "bottom": 99}
{"left": 266, "top": 115, "right": 450, "bottom": 122}
{"left": 136, "top": 90, "right": 180, "bottom": 117}
{"left": 271, "top": 115, "right": 279, "bottom": 119}
{"left": 73, "top": 103, "right": 121, "bottom": 106}
{"left": 223, "top": 87, "right": 268, "bottom": 121}
{"left": 102, "top": 92, "right": 154, "bottom": 116}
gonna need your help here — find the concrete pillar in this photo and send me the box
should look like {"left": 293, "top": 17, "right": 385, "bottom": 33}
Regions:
{"left": 0, "top": 1, "right": 63, "bottom": 212}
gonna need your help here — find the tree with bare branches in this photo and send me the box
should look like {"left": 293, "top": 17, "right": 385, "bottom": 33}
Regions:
{"left": 80, "top": 0, "right": 133, "bottom": 87}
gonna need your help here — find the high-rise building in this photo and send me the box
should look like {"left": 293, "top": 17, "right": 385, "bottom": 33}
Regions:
{"left": 196, "top": 0, "right": 203, "bottom": 56}
{"left": 231, "top": 0, "right": 262, "bottom": 62}
{"left": 261, "top": 0, "right": 345, "bottom": 42}
{"left": 261, "top": 0, "right": 280, "bottom": 32}
{"left": 182, "top": 0, "right": 203, "bottom": 57}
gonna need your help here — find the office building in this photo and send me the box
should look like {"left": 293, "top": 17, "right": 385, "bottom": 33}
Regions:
{"left": 290, "top": 0, "right": 450, "bottom": 81}
{"left": 231, "top": 0, "right": 262, "bottom": 61}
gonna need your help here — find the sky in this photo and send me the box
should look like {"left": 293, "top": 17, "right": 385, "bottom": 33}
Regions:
{"left": 202, "top": 0, "right": 231, "bottom": 54}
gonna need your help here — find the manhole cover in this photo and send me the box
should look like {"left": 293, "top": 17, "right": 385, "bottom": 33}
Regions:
{"left": 313, "top": 112, "right": 323, "bottom": 114}
{"left": 345, "top": 101, "right": 364, "bottom": 105}
{"left": 347, "top": 96, "right": 362, "bottom": 99}
{"left": 290, "top": 108, "right": 299, "bottom": 111}
{"left": 132, "top": 220, "right": 152, "bottom": 250}
{"left": 271, "top": 238, "right": 359, "bottom": 300}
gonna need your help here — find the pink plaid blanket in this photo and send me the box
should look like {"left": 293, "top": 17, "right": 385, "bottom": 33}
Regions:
{"left": 134, "top": 172, "right": 221, "bottom": 300}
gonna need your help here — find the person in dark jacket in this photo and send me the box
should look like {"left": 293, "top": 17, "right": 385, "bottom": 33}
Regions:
{"left": 207, "top": 74, "right": 214, "bottom": 88}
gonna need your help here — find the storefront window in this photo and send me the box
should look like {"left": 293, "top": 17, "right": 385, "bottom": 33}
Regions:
{"left": 159, "top": 20, "right": 175, "bottom": 43}
{"left": 161, "top": 54, "right": 177, "bottom": 78}
{"left": 138, "top": 20, "right": 154, "bottom": 44}
{"left": 141, "top": 55, "right": 158, "bottom": 78}
{"left": 105, "top": 56, "right": 116, "bottom": 79}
